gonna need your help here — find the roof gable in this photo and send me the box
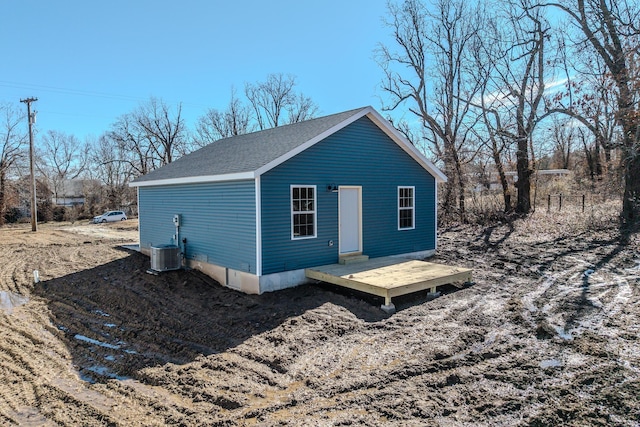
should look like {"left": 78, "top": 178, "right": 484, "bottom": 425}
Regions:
{"left": 131, "top": 106, "right": 446, "bottom": 187}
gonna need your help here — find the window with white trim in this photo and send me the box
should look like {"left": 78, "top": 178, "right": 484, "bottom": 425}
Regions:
{"left": 291, "top": 185, "right": 316, "bottom": 239}
{"left": 398, "top": 186, "right": 415, "bottom": 230}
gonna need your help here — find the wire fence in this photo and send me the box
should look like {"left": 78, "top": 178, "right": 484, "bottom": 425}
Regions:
{"left": 545, "top": 194, "right": 587, "bottom": 213}
{"left": 461, "top": 189, "right": 620, "bottom": 220}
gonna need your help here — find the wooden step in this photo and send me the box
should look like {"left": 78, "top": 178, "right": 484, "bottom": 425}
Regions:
{"left": 339, "top": 254, "right": 369, "bottom": 265}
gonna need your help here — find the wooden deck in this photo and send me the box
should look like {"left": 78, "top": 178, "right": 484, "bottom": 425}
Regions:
{"left": 305, "top": 257, "right": 472, "bottom": 312}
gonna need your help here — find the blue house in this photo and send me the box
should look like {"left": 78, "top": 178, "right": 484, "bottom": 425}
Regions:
{"left": 130, "top": 106, "right": 446, "bottom": 294}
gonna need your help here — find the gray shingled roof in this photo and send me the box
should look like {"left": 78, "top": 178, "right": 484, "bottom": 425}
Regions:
{"left": 132, "top": 107, "right": 369, "bottom": 184}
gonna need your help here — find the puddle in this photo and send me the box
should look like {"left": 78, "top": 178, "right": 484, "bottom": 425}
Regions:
{"left": 0, "top": 291, "right": 29, "bottom": 314}
{"left": 74, "top": 334, "right": 121, "bottom": 350}
{"left": 553, "top": 326, "right": 574, "bottom": 341}
{"left": 80, "top": 365, "right": 130, "bottom": 383}
{"left": 74, "top": 334, "right": 138, "bottom": 354}
{"left": 540, "top": 359, "right": 562, "bottom": 369}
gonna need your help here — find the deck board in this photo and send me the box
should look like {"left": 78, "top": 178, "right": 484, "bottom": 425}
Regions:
{"left": 305, "top": 257, "right": 472, "bottom": 310}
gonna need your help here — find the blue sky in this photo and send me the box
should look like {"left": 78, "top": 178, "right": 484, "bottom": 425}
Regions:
{"left": 1, "top": 1, "right": 393, "bottom": 141}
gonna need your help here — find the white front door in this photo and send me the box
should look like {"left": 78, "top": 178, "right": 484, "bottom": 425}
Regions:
{"left": 339, "top": 187, "right": 361, "bottom": 254}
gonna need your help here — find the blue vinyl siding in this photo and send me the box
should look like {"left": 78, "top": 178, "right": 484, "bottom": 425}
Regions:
{"left": 261, "top": 116, "right": 436, "bottom": 275}
{"left": 138, "top": 181, "right": 256, "bottom": 273}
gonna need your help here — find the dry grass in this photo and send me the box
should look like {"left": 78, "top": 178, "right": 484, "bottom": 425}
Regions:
{"left": 448, "top": 187, "right": 623, "bottom": 231}
{"left": 518, "top": 200, "right": 622, "bottom": 242}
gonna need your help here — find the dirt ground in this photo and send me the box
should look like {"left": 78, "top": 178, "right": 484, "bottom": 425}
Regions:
{"left": 0, "top": 208, "right": 638, "bottom": 426}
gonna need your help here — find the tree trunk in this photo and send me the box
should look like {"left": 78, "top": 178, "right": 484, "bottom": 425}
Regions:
{"left": 441, "top": 163, "right": 456, "bottom": 217}
{"left": 594, "top": 136, "right": 603, "bottom": 178}
{"left": 452, "top": 147, "right": 466, "bottom": 221}
{"left": 622, "top": 146, "right": 640, "bottom": 224}
{"left": 619, "top": 96, "right": 639, "bottom": 224}
{"left": 440, "top": 142, "right": 458, "bottom": 218}
{"left": 498, "top": 166, "right": 511, "bottom": 213}
{"left": 0, "top": 171, "right": 5, "bottom": 227}
{"left": 515, "top": 137, "right": 531, "bottom": 214}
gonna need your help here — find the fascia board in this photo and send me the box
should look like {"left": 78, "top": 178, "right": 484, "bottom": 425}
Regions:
{"left": 129, "top": 171, "right": 255, "bottom": 187}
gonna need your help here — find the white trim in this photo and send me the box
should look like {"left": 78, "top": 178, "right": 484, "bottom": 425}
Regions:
{"left": 338, "top": 186, "right": 363, "bottom": 255}
{"left": 255, "top": 176, "right": 262, "bottom": 276}
{"left": 290, "top": 185, "right": 317, "bottom": 240}
{"left": 434, "top": 180, "right": 438, "bottom": 250}
{"left": 129, "top": 171, "right": 255, "bottom": 187}
{"left": 398, "top": 186, "right": 416, "bottom": 231}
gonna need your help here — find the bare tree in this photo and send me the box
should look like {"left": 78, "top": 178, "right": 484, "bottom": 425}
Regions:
{"left": 0, "top": 103, "right": 27, "bottom": 225}
{"left": 286, "top": 92, "right": 319, "bottom": 125}
{"left": 134, "top": 97, "right": 188, "bottom": 164}
{"left": 108, "top": 112, "right": 157, "bottom": 176}
{"left": 377, "top": 0, "right": 484, "bottom": 219}
{"left": 543, "top": 35, "right": 620, "bottom": 180}
{"left": 539, "top": 0, "right": 640, "bottom": 222}
{"left": 245, "top": 73, "right": 318, "bottom": 129}
{"left": 575, "top": 125, "right": 600, "bottom": 184}
{"left": 468, "top": 13, "right": 515, "bottom": 212}
{"left": 548, "top": 115, "right": 576, "bottom": 169}
{"left": 90, "top": 133, "right": 135, "bottom": 210}
{"left": 492, "top": 2, "right": 551, "bottom": 213}
{"left": 194, "top": 88, "right": 252, "bottom": 147}
{"left": 36, "top": 130, "right": 89, "bottom": 204}
{"left": 108, "top": 97, "right": 187, "bottom": 178}
{"left": 245, "top": 73, "right": 295, "bottom": 129}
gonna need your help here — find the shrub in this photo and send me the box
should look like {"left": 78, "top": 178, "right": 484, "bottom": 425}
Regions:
{"left": 3, "top": 207, "right": 22, "bottom": 224}
{"left": 37, "top": 200, "right": 53, "bottom": 222}
{"left": 52, "top": 206, "right": 66, "bottom": 222}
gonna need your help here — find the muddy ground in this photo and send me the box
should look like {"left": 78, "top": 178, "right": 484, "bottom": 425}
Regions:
{"left": 0, "top": 208, "right": 638, "bottom": 426}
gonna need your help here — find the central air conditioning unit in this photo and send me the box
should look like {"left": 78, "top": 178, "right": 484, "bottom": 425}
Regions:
{"left": 150, "top": 244, "right": 181, "bottom": 272}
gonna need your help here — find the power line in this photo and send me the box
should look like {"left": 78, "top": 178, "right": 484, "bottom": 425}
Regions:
{"left": 0, "top": 80, "right": 211, "bottom": 109}
{"left": 5, "top": 81, "right": 144, "bottom": 102}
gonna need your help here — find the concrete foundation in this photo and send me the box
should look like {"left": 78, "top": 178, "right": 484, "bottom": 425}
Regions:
{"left": 380, "top": 303, "right": 396, "bottom": 314}
{"left": 426, "top": 291, "right": 442, "bottom": 300}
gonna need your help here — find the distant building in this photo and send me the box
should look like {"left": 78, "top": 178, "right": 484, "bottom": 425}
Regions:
{"left": 52, "top": 179, "right": 100, "bottom": 207}
{"left": 473, "top": 169, "right": 571, "bottom": 192}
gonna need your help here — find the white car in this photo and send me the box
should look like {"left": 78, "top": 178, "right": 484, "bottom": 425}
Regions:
{"left": 93, "top": 211, "right": 127, "bottom": 223}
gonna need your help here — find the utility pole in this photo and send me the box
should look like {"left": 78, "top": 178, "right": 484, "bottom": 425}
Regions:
{"left": 20, "top": 97, "right": 38, "bottom": 232}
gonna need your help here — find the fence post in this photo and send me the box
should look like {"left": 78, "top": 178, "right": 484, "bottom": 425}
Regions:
{"left": 547, "top": 194, "right": 551, "bottom": 213}
{"left": 559, "top": 194, "right": 563, "bottom": 212}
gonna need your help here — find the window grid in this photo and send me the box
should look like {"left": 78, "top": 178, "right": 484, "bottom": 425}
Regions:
{"left": 291, "top": 186, "right": 316, "bottom": 239}
{"left": 398, "top": 186, "right": 415, "bottom": 230}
